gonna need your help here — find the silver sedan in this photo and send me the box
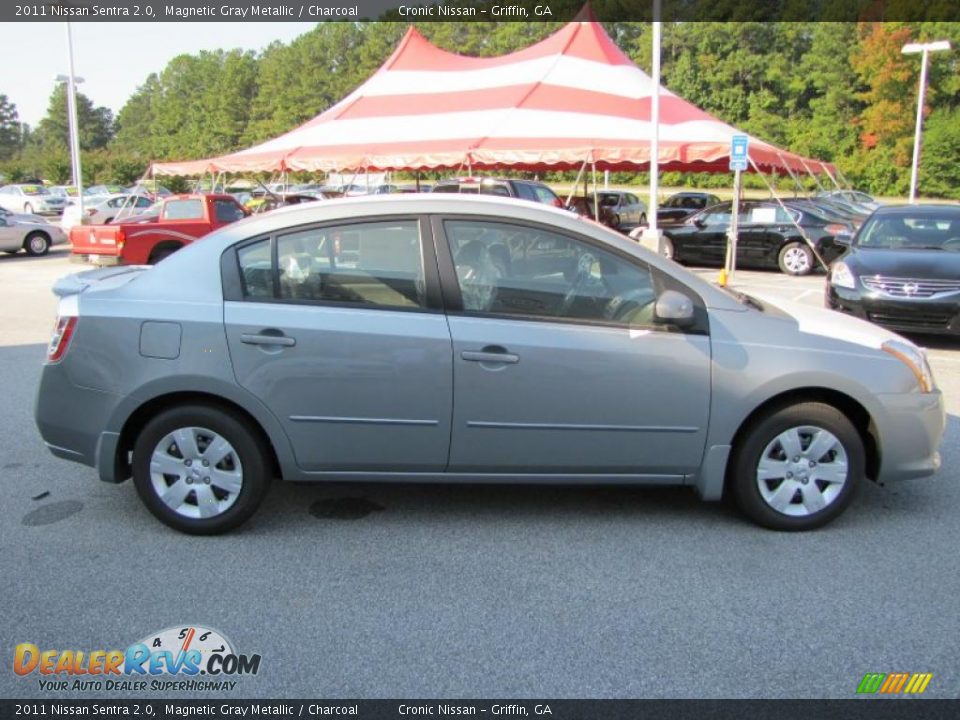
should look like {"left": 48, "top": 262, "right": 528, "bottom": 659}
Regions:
{"left": 0, "top": 209, "right": 67, "bottom": 256}
{"left": 35, "top": 195, "right": 944, "bottom": 534}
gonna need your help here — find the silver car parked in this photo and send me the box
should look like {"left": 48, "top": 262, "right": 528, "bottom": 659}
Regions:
{"left": 0, "top": 208, "right": 68, "bottom": 256}
{"left": 35, "top": 196, "right": 944, "bottom": 534}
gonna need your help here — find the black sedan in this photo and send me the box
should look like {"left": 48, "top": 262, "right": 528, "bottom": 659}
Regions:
{"left": 658, "top": 192, "right": 722, "bottom": 226}
{"left": 826, "top": 204, "right": 960, "bottom": 336}
{"left": 662, "top": 200, "right": 849, "bottom": 275}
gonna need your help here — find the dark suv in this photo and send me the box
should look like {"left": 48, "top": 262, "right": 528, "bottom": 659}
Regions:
{"left": 432, "top": 177, "right": 562, "bottom": 207}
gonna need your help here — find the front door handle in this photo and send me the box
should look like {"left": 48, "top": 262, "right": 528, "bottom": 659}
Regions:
{"left": 241, "top": 331, "right": 296, "bottom": 347}
{"left": 461, "top": 348, "right": 519, "bottom": 364}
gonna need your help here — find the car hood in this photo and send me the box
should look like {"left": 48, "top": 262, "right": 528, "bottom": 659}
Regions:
{"left": 749, "top": 292, "right": 906, "bottom": 350}
{"left": 845, "top": 247, "right": 960, "bottom": 279}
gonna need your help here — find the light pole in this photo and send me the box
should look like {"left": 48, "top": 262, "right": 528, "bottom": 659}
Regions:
{"left": 640, "top": 0, "right": 663, "bottom": 254}
{"left": 902, "top": 40, "right": 951, "bottom": 204}
{"left": 56, "top": 22, "right": 85, "bottom": 217}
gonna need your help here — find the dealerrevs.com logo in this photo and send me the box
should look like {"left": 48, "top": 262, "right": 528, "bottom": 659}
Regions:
{"left": 14, "top": 625, "right": 261, "bottom": 692}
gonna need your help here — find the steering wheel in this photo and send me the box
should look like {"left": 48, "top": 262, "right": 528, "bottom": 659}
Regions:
{"left": 604, "top": 288, "right": 657, "bottom": 324}
{"left": 559, "top": 252, "right": 599, "bottom": 316}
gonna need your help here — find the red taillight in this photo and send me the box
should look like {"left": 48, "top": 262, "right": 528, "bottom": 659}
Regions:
{"left": 552, "top": 197, "right": 564, "bottom": 208}
{"left": 47, "top": 316, "right": 77, "bottom": 363}
{"left": 116, "top": 229, "right": 125, "bottom": 251}
{"left": 825, "top": 223, "right": 849, "bottom": 236}
{"left": 86, "top": 208, "right": 97, "bottom": 216}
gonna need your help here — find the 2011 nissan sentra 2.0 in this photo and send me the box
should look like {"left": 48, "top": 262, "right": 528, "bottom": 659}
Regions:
{"left": 35, "top": 195, "right": 945, "bottom": 534}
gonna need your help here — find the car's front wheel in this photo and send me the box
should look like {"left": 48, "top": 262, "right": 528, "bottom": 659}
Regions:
{"left": 778, "top": 241, "right": 814, "bottom": 275}
{"left": 730, "top": 402, "right": 863, "bottom": 531}
{"left": 132, "top": 404, "right": 271, "bottom": 534}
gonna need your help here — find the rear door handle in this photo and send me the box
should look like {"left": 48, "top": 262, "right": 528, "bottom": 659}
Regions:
{"left": 461, "top": 349, "right": 519, "bottom": 364}
{"left": 241, "top": 331, "right": 296, "bottom": 347}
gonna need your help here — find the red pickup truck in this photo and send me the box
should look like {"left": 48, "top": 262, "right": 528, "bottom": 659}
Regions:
{"left": 69, "top": 194, "right": 248, "bottom": 265}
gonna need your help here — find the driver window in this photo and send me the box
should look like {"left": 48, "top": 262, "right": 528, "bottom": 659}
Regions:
{"left": 444, "top": 220, "right": 656, "bottom": 326}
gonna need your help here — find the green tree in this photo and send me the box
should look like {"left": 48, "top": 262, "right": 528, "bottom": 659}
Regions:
{"left": 33, "top": 83, "right": 114, "bottom": 151}
{"left": 0, "top": 94, "right": 23, "bottom": 161}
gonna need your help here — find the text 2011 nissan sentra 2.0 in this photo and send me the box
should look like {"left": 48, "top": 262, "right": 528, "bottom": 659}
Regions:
{"left": 35, "top": 195, "right": 944, "bottom": 534}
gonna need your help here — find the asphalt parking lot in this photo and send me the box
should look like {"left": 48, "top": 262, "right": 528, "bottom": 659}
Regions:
{"left": 1, "top": 247, "right": 958, "bottom": 699}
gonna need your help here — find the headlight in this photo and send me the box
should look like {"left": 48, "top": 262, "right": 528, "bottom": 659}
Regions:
{"left": 830, "top": 261, "right": 856, "bottom": 289}
{"left": 882, "top": 340, "right": 936, "bottom": 393}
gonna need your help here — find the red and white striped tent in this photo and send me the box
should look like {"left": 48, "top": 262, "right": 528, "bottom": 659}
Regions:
{"left": 150, "top": 18, "right": 833, "bottom": 177}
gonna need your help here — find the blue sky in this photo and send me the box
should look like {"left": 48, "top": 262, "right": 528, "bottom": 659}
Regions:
{"left": 2, "top": 22, "right": 318, "bottom": 127}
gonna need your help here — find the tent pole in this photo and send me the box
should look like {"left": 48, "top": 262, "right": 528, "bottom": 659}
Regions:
{"left": 724, "top": 166, "right": 742, "bottom": 285}
{"left": 565, "top": 155, "right": 589, "bottom": 208}
{"left": 641, "top": 2, "right": 663, "bottom": 253}
{"left": 592, "top": 159, "right": 599, "bottom": 222}
{"left": 835, "top": 166, "right": 854, "bottom": 190}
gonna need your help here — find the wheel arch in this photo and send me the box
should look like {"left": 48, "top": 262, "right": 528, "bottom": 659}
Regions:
{"left": 725, "top": 387, "right": 880, "bottom": 493}
{"left": 113, "top": 391, "right": 288, "bottom": 484}
{"left": 147, "top": 239, "right": 185, "bottom": 264}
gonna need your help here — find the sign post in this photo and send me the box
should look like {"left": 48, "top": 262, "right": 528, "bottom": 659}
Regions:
{"left": 723, "top": 135, "right": 749, "bottom": 285}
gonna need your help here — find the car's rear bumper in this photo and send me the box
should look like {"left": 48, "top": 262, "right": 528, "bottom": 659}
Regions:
{"left": 35, "top": 360, "right": 123, "bottom": 478}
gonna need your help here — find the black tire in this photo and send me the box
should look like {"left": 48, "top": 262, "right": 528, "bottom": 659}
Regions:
{"left": 611, "top": 213, "right": 621, "bottom": 229}
{"left": 730, "top": 402, "right": 864, "bottom": 531}
{"left": 148, "top": 243, "right": 181, "bottom": 264}
{"left": 777, "top": 241, "right": 814, "bottom": 276}
{"left": 23, "top": 232, "right": 50, "bottom": 256}
{"left": 639, "top": 213, "right": 647, "bottom": 226}
{"left": 132, "top": 404, "right": 271, "bottom": 534}
{"left": 104, "top": 217, "right": 114, "bottom": 224}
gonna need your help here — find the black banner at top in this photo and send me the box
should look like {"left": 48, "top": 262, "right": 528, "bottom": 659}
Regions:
{"left": 4, "top": 0, "right": 960, "bottom": 23}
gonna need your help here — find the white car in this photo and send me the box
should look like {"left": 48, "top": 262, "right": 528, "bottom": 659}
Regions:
{"left": 0, "top": 184, "right": 68, "bottom": 216}
{"left": 61, "top": 194, "right": 156, "bottom": 231}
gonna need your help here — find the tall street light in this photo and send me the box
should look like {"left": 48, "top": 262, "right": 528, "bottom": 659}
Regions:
{"left": 56, "top": 22, "right": 85, "bottom": 217}
{"left": 902, "top": 40, "right": 951, "bottom": 204}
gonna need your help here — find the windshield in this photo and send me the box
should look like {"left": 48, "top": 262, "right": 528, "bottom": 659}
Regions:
{"left": 856, "top": 214, "right": 960, "bottom": 250}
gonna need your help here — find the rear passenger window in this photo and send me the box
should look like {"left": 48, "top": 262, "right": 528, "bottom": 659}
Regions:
{"left": 533, "top": 186, "right": 559, "bottom": 205}
{"left": 214, "top": 199, "right": 246, "bottom": 223}
{"left": 236, "top": 222, "right": 426, "bottom": 309}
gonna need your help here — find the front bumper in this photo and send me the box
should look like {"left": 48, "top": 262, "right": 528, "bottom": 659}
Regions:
{"left": 827, "top": 284, "right": 960, "bottom": 336}
{"left": 871, "top": 389, "right": 945, "bottom": 484}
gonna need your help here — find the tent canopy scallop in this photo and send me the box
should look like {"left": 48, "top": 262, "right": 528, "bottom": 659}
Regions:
{"left": 150, "top": 19, "right": 833, "bottom": 177}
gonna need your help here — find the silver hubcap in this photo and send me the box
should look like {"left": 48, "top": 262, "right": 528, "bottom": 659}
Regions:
{"left": 783, "top": 247, "right": 810, "bottom": 273}
{"left": 29, "top": 236, "right": 46, "bottom": 253}
{"left": 150, "top": 427, "right": 243, "bottom": 519}
{"left": 756, "top": 425, "right": 848, "bottom": 517}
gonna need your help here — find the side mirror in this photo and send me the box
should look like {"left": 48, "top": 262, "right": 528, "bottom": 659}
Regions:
{"left": 833, "top": 234, "right": 852, "bottom": 246}
{"left": 692, "top": 217, "right": 706, "bottom": 228}
{"left": 654, "top": 290, "right": 695, "bottom": 328}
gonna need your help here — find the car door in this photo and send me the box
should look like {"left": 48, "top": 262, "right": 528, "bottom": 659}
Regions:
{"left": 686, "top": 204, "right": 732, "bottom": 264}
{"left": 223, "top": 216, "right": 453, "bottom": 473}
{"left": 434, "top": 216, "right": 711, "bottom": 476}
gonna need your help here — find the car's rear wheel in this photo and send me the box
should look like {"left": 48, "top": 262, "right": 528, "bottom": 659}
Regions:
{"left": 23, "top": 232, "right": 50, "bottom": 256}
{"left": 778, "top": 241, "right": 814, "bottom": 275}
{"left": 132, "top": 405, "right": 271, "bottom": 534}
{"left": 730, "top": 402, "right": 863, "bottom": 531}
{"left": 639, "top": 213, "right": 647, "bottom": 226}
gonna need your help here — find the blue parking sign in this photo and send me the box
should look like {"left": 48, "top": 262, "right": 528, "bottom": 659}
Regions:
{"left": 730, "top": 135, "right": 749, "bottom": 171}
